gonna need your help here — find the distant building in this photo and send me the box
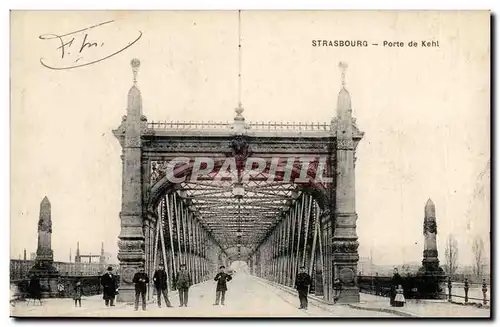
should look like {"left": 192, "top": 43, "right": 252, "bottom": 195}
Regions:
{"left": 357, "top": 257, "right": 373, "bottom": 275}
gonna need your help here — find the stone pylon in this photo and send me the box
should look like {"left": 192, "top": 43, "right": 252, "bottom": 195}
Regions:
{"left": 35, "top": 196, "right": 53, "bottom": 262}
{"left": 331, "top": 62, "right": 363, "bottom": 303}
{"left": 422, "top": 199, "right": 440, "bottom": 270}
{"left": 418, "top": 198, "right": 445, "bottom": 298}
{"left": 29, "top": 196, "right": 59, "bottom": 297}
{"left": 116, "top": 59, "right": 146, "bottom": 302}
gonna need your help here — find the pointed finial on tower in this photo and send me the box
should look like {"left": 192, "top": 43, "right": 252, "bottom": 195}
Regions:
{"left": 339, "top": 61, "right": 348, "bottom": 88}
{"left": 336, "top": 61, "right": 352, "bottom": 117}
{"left": 41, "top": 196, "right": 50, "bottom": 206}
{"left": 131, "top": 58, "right": 140, "bottom": 85}
{"left": 127, "top": 59, "right": 143, "bottom": 114}
{"left": 425, "top": 198, "right": 436, "bottom": 218}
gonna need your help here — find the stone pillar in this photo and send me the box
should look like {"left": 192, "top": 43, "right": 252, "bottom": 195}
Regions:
{"left": 29, "top": 196, "right": 59, "bottom": 297}
{"left": 418, "top": 199, "right": 445, "bottom": 298}
{"left": 331, "top": 62, "right": 360, "bottom": 303}
{"left": 117, "top": 59, "right": 145, "bottom": 302}
{"left": 36, "top": 197, "right": 53, "bottom": 262}
{"left": 422, "top": 199, "right": 439, "bottom": 270}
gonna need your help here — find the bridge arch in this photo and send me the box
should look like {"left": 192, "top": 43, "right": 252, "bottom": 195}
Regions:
{"left": 113, "top": 59, "right": 363, "bottom": 304}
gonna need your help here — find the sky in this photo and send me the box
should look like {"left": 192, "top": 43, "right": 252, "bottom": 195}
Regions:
{"left": 10, "top": 10, "right": 490, "bottom": 267}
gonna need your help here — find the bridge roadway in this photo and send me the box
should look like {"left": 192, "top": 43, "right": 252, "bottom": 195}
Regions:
{"left": 12, "top": 273, "right": 396, "bottom": 318}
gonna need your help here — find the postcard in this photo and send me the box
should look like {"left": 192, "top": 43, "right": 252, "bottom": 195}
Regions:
{"left": 10, "top": 10, "right": 490, "bottom": 318}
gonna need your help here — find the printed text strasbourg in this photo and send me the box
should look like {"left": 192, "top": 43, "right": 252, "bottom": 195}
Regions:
{"left": 312, "top": 40, "right": 369, "bottom": 47}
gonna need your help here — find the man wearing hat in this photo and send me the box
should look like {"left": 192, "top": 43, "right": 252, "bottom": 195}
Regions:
{"left": 295, "top": 266, "right": 312, "bottom": 310}
{"left": 213, "top": 265, "right": 232, "bottom": 306}
{"left": 153, "top": 263, "right": 172, "bottom": 308}
{"left": 100, "top": 266, "right": 118, "bottom": 307}
{"left": 174, "top": 264, "right": 192, "bottom": 307}
{"left": 132, "top": 264, "right": 150, "bottom": 311}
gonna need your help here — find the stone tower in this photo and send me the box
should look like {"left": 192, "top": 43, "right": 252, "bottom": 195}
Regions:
{"left": 422, "top": 199, "right": 440, "bottom": 270}
{"left": 29, "top": 196, "right": 59, "bottom": 297}
{"left": 116, "top": 59, "right": 146, "bottom": 302}
{"left": 36, "top": 196, "right": 53, "bottom": 262}
{"left": 331, "top": 62, "right": 362, "bottom": 303}
{"left": 418, "top": 199, "right": 445, "bottom": 298}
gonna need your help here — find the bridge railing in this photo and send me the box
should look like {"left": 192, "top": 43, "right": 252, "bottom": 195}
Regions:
{"left": 445, "top": 277, "right": 490, "bottom": 306}
{"left": 147, "top": 120, "right": 331, "bottom": 132}
{"left": 10, "top": 260, "right": 119, "bottom": 280}
{"left": 11, "top": 275, "right": 119, "bottom": 301}
{"left": 247, "top": 121, "right": 331, "bottom": 132}
{"left": 358, "top": 275, "right": 490, "bottom": 306}
{"left": 148, "top": 121, "right": 231, "bottom": 130}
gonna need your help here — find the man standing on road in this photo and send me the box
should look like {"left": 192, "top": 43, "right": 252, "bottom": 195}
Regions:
{"left": 132, "top": 265, "right": 149, "bottom": 311}
{"left": 213, "top": 265, "right": 232, "bottom": 306}
{"left": 153, "top": 263, "right": 172, "bottom": 308}
{"left": 100, "top": 266, "right": 118, "bottom": 307}
{"left": 175, "top": 264, "right": 192, "bottom": 307}
{"left": 295, "top": 266, "right": 312, "bottom": 310}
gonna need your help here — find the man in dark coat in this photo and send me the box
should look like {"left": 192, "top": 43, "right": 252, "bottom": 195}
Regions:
{"left": 295, "top": 266, "right": 312, "bottom": 310}
{"left": 175, "top": 264, "right": 192, "bottom": 307}
{"left": 132, "top": 265, "right": 149, "bottom": 311}
{"left": 390, "top": 268, "right": 403, "bottom": 306}
{"left": 100, "top": 266, "right": 117, "bottom": 307}
{"left": 153, "top": 263, "right": 172, "bottom": 308}
{"left": 213, "top": 265, "right": 232, "bottom": 306}
{"left": 28, "top": 276, "right": 42, "bottom": 305}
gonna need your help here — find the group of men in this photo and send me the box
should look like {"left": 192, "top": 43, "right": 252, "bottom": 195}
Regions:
{"left": 100, "top": 264, "right": 233, "bottom": 311}
{"left": 100, "top": 264, "right": 317, "bottom": 311}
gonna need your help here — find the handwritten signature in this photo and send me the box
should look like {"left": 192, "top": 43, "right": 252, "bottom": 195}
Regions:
{"left": 39, "top": 20, "right": 142, "bottom": 70}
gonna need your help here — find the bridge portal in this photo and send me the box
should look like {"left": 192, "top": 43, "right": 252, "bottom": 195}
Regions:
{"left": 113, "top": 59, "right": 363, "bottom": 303}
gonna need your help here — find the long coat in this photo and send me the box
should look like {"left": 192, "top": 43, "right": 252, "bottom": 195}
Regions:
{"left": 214, "top": 272, "right": 232, "bottom": 292}
{"left": 29, "top": 277, "right": 42, "bottom": 299}
{"left": 295, "top": 272, "right": 312, "bottom": 292}
{"left": 100, "top": 273, "right": 117, "bottom": 300}
{"left": 153, "top": 270, "right": 168, "bottom": 290}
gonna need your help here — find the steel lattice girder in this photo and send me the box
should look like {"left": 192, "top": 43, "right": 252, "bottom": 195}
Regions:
{"left": 173, "top": 174, "right": 302, "bottom": 251}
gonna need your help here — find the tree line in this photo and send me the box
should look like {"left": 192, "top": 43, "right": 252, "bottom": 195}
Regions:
{"left": 444, "top": 234, "right": 488, "bottom": 283}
